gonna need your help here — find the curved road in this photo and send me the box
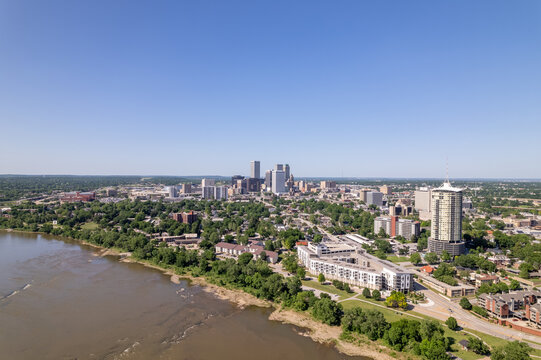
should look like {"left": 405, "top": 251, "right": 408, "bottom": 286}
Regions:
{"left": 413, "top": 285, "right": 541, "bottom": 349}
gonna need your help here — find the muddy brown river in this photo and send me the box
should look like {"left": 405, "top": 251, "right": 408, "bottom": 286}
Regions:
{"left": 0, "top": 231, "right": 368, "bottom": 360}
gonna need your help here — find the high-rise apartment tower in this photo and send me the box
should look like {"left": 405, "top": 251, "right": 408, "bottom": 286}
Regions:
{"left": 428, "top": 182, "right": 465, "bottom": 256}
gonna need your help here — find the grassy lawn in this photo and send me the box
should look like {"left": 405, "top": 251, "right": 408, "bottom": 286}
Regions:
{"left": 301, "top": 280, "right": 353, "bottom": 300}
{"left": 386, "top": 255, "right": 410, "bottom": 263}
{"left": 340, "top": 299, "right": 408, "bottom": 322}
{"left": 81, "top": 222, "right": 99, "bottom": 230}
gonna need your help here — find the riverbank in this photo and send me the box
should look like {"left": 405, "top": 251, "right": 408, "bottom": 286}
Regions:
{"left": 269, "top": 308, "right": 403, "bottom": 360}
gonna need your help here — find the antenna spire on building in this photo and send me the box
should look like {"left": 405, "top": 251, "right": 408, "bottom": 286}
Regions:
{"left": 445, "top": 157, "right": 449, "bottom": 184}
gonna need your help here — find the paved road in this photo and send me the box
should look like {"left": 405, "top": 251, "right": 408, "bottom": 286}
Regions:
{"left": 258, "top": 197, "right": 541, "bottom": 347}
{"left": 301, "top": 285, "right": 340, "bottom": 301}
{"left": 413, "top": 285, "right": 541, "bottom": 349}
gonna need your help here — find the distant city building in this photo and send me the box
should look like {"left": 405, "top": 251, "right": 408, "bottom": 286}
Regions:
{"left": 379, "top": 185, "right": 392, "bottom": 195}
{"left": 358, "top": 189, "right": 370, "bottom": 202}
{"left": 214, "top": 186, "right": 228, "bottom": 200}
{"left": 286, "top": 175, "right": 294, "bottom": 192}
{"left": 61, "top": 192, "right": 96, "bottom": 203}
{"left": 414, "top": 187, "right": 432, "bottom": 221}
{"left": 236, "top": 179, "right": 247, "bottom": 194}
{"left": 264, "top": 170, "right": 272, "bottom": 189}
{"left": 320, "top": 181, "right": 337, "bottom": 189}
{"left": 274, "top": 164, "right": 284, "bottom": 171}
{"left": 171, "top": 211, "right": 197, "bottom": 224}
{"left": 168, "top": 186, "right": 178, "bottom": 198}
{"left": 105, "top": 188, "right": 117, "bottom": 197}
{"left": 428, "top": 182, "right": 465, "bottom": 256}
{"left": 389, "top": 204, "right": 413, "bottom": 216}
{"left": 366, "top": 191, "right": 383, "bottom": 207}
{"left": 272, "top": 170, "right": 286, "bottom": 194}
{"left": 247, "top": 177, "right": 260, "bottom": 192}
{"left": 284, "top": 164, "right": 290, "bottom": 180}
{"left": 250, "top": 160, "right": 260, "bottom": 179}
{"left": 202, "top": 186, "right": 214, "bottom": 199}
{"left": 231, "top": 175, "right": 244, "bottom": 186}
{"left": 374, "top": 216, "right": 420, "bottom": 240}
{"left": 180, "top": 183, "right": 192, "bottom": 194}
{"left": 182, "top": 211, "right": 197, "bottom": 224}
{"left": 201, "top": 178, "right": 215, "bottom": 188}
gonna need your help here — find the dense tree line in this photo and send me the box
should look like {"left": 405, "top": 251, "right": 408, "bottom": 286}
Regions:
{"left": 0, "top": 175, "right": 206, "bottom": 202}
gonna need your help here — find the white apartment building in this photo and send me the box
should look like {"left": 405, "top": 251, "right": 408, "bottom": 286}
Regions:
{"left": 298, "top": 242, "right": 413, "bottom": 292}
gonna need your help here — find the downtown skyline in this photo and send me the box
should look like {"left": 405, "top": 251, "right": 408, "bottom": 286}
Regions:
{"left": 1, "top": 0, "right": 540, "bottom": 178}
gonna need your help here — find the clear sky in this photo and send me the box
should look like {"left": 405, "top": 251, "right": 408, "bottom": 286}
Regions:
{"left": 1, "top": 0, "right": 540, "bottom": 179}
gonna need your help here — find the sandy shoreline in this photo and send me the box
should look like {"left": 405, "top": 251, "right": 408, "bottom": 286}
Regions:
{"left": 269, "top": 308, "right": 401, "bottom": 360}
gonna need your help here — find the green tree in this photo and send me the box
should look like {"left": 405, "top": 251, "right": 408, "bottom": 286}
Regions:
{"left": 467, "top": 337, "right": 490, "bottom": 355}
{"left": 362, "top": 287, "right": 371, "bottom": 298}
{"left": 425, "top": 252, "right": 439, "bottom": 264}
{"left": 293, "top": 291, "right": 317, "bottom": 311}
{"left": 441, "top": 250, "right": 451, "bottom": 262}
{"left": 372, "top": 289, "right": 381, "bottom": 300}
{"left": 519, "top": 263, "right": 533, "bottom": 279}
{"left": 460, "top": 297, "right": 472, "bottom": 310}
{"left": 286, "top": 276, "right": 302, "bottom": 296}
{"left": 311, "top": 297, "right": 343, "bottom": 326}
{"left": 296, "top": 267, "right": 306, "bottom": 279}
{"left": 385, "top": 291, "right": 407, "bottom": 309}
{"left": 238, "top": 252, "right": 253, "bottom": 266}
{"left": 342, "top": 307, "right": 389, "bottom": 340}
{"left": 445, "top": 316, "right": 458, "bottom": 330}
{"left": 410, "top": 252, "right": 422, "bottom": 265}
{"left": 510, "top": 279, "right": 520, "bottom": 291}
{"left": 472, "top": 305, "right": 488, "bottom": 317}
{"left": 491, "top": 341, "right": 531, "bottom": 360}
{"left": 318, "top": 273, "right": 326, "bottom": 283}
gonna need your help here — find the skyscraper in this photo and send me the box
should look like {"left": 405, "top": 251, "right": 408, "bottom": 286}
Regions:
{"left": 265, "top": 170, "right": 272, "bottom": 189}
{"left": 168, "top": 186, "right": 178, "bottom": 198}
{"left": 274, "top": 164, "right": 284, "bottom": 171}
{"left": 428, "top": 181, "right": 465, "bottom": 256}
{"left": 272, "top": 170, "right": 286, "bottom": 194}
{"left": 250, "top": 161, "right": 260, "bottom": 179}
{"left": 201, "top": 178, "right": 215, "bottom": 188}
{"left": 414, "top": 187, "right": 433, "bottom": 221}
{"left": 284, "top": 164, "right": 290, "bottom": 179}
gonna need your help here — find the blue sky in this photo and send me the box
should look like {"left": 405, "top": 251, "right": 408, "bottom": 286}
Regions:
{"left": 1, "top": 0, "right": 540, "bottom": 178}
